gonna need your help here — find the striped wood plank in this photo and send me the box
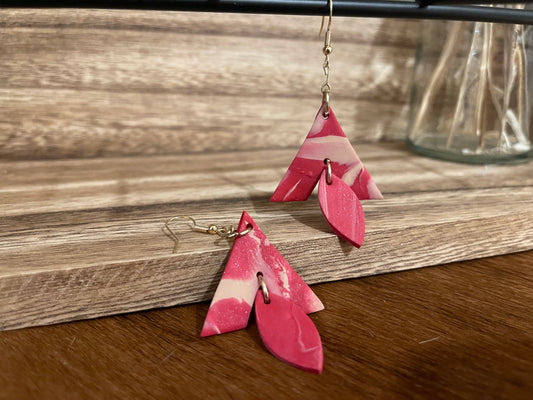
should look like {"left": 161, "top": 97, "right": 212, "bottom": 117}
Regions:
{"left": 1, "top": 143, "right": 532, "bottom": 330}
{"left": 0, "top": 10, "right": 419, "bottom": 159}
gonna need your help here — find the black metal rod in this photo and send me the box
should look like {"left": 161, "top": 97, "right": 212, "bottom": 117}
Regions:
{"left": 1, "top": 0, "right": 533, "bottom": 25}
{"left": 418, "top": 1, "right": 530, "bottom": 5}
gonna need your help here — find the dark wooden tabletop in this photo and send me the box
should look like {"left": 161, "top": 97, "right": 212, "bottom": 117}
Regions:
{"left": 2, "top": 251, "right": 532, "bottom": 400}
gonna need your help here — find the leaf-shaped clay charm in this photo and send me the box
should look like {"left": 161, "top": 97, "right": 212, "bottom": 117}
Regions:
{"left": 201, "top": 211, "right": 324, "bottom": 337}
{"left": 255, "top": 291, "right": 323, "bottom": 374}
{"left": 271, "top": 104, "right": 382, "bottom": 202}
{"left": 318, "top": 169, "right": 365, "bottom": 248}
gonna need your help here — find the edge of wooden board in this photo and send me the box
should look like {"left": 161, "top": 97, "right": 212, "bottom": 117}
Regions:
{"left": 1, "top": 186, "right": 532, "bottom": 331}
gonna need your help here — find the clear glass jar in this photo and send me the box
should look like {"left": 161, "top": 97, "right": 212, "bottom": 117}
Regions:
{"left": 407, "top": 12, "right": 533, "bottom": 164}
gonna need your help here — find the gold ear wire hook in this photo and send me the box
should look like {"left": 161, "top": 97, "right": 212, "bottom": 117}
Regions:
{"left": 320, "top": 0, "right": 333, "bottom": 118}
{"left": 164, "top": 216, "right": 199, "bottom": 253}
{"left": 319, "top": 0, "right": 333, "bottom": 37}
{"left": 164, "top": 216, "right": 218, "bottom": 253}
{"left": 164, "top": 216, "right": 182, "bottom": 253}
{"left": 164, "top": 215, "right": 253, "bottom": 253}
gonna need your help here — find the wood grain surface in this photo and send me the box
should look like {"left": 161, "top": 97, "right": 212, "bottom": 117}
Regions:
{"left": 1, "top": 251, "right": 532, "bottom": 400}
{"left": 0, "top": 10, "right": 418, "bottom": 159}
{"left": 1, "top": 142, "right": 532, "bottom": 331}
{"left": 1, "top": 10, "right": 532, "bottom": 336}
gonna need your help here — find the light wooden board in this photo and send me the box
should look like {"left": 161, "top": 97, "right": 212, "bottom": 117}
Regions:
{"left": 0, "top": 10, "right": 418, "bottom": 159}
{"left": 1, "top": 143, "right": 532, "bottom": 331}
{"left": 1, "top": 10, "right": 531, "bottom": 332}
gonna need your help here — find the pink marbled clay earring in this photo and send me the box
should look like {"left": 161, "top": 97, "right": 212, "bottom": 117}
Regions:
{"left": 271, "top": 106, "right": 382, "bottom": 247}
{"left": 271, "top": 3, "right": 382, "bottom": 247}
{"left": 165, "top": 212, "right": 324, "bottom": 374}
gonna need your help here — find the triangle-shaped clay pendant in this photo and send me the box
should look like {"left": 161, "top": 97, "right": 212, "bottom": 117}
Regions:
{"left": 271, "top": 105, "right": 382, "bottom": 202}
{"left": 201, "top": 211, "right": 324, "bottom": 337}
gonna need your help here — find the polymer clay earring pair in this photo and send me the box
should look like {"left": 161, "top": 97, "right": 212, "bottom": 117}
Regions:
{"left": 165, "top": 1, "right": 382, "bottom": 374}
{"left": 166, "top": 101, "right": 381, "bottom": 374}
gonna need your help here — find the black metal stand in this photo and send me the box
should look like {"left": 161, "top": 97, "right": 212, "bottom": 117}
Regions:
{"left": 1, "top": 0, "right": 532, "bottom": 25}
